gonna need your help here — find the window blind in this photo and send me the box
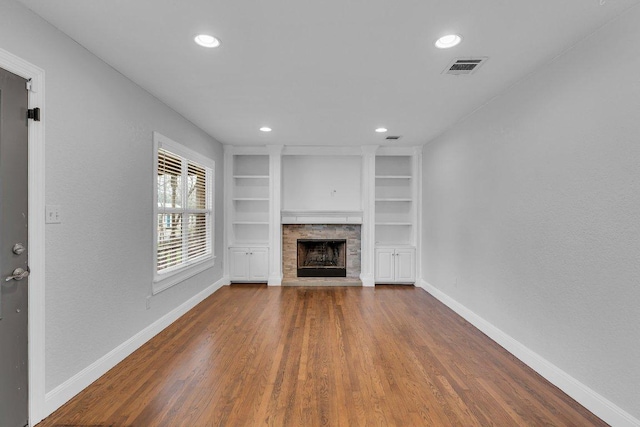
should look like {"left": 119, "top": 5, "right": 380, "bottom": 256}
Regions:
{"left": 157, "top": 147, "right": 212, "bottom": 273}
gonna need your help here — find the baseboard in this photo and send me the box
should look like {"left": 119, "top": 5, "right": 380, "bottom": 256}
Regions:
{"left": 268, "top": 274, "right": 283, "bottom": 286}
{"left": 43, "top": 276, "right": 230, "bottom": 418}
{"left": 359, "top": 273, "right": 375, "bottom": 287}
{"left": 419, "top": 280, "right": 640, "bottom": 427}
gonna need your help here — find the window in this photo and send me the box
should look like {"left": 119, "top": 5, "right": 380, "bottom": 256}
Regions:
{"left": 153, "top": 132, "right": 214, "bottom": 292}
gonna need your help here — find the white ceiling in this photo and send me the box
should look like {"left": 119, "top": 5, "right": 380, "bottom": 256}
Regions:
{"left": 19, "top": 0, "right": 640, "bottom": 147}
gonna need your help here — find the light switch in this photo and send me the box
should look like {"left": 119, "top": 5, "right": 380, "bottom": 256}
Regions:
{"left": 45, "top": 205, "right": 62, "bottom": 224}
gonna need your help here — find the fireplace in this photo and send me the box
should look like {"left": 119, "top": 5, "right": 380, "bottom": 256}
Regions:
{"left": 297, "top": 239, "right": 347, "bottom": 277}
{"left": 282, "top": 225, "right": 361, "bottom": 283}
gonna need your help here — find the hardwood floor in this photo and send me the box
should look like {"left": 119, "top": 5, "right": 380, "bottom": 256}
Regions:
{"left": 38, "top": 285, "right": 605, "bottom": 426}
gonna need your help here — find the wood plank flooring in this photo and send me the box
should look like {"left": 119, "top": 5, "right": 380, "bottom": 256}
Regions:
{"left": 38, "top": 285, "right": 606, "bottom": 426}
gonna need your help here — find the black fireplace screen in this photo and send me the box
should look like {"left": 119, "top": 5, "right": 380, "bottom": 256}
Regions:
{"left": 297, "top": 239, "right": 347, "bottom": 277}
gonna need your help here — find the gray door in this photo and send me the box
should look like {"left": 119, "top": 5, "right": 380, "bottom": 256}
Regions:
{"left": 0, "top": 67, "right": 29, "bottom": 427}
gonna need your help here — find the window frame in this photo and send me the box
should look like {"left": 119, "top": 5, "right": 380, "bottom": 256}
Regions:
{"left": 153, "top": 131, "right": 215, "bottom": 294}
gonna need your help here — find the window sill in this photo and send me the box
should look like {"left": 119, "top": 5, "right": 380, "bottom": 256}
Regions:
{"left": 152, "top": 256, "right": 216, "bottom": 295}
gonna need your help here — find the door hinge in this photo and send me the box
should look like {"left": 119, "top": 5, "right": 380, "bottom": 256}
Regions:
{"left": 26, "top": 78, "right": 38, "bottom": 93}
{"left": 27, "top": 107, "right": 41, "bottom": 121}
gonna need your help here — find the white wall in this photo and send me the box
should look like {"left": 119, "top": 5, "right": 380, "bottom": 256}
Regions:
{"left": 282, "top": 155, "right": 361, "bottom": 211}
{"left": 421, "top": 6, "right": 640, "bottom": 421}
{"left": 0, "top": 0, "right": 225, "bottom": 398}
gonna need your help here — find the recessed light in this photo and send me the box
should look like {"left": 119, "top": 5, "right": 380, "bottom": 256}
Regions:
{"left": 194, "top": 34, "right": 220, "bottom": 48}
{"left": 375, "top": 127, "right": 388, "bottom": 133}
{"left": 435, "top": 34, "right": 462, "bottom": 49}
{"left": 259, "top": 127, "right": 272, "bottom": 132}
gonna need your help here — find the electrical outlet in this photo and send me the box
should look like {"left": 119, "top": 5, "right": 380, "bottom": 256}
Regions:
{"left": 45, "top": 205, "right": 62, "bottom": 224}
{"left": 146, "top": 296, "right": 152, "bottom": 310}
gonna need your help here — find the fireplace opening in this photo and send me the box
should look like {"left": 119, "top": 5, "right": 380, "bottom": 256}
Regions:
{"left": 297, "top": 239, "right": 347, "bottom": 277}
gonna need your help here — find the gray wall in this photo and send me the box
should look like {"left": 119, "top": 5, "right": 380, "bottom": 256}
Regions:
{"left": 0, "top": 0, "right": 225, "bottom": 392}
{"left": 421, "top": 6, "right": 640, "bottom": 418}
{"left": 282, "top": 155, "right": 362, "bottom": 211}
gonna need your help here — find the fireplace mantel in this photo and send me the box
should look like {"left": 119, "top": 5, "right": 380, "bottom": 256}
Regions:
{"left": 281, "top": 210, "right": 363, "bottom": 225}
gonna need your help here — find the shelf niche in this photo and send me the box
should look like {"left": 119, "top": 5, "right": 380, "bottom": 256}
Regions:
{"left": 374, "top": 155, "right": 414, "bottom": 247}
{"left": 231, "top": 155, "right": 270, "bottom": 246}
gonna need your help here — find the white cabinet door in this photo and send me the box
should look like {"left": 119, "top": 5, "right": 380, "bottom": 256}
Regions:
{"left": 395, "top": 248, "right": 416, "bottom": 283}
{"left": 249, "top": 247, "right": 269, "bottom": 281}
{"left": 229, "top": 247, "right": 250, "bottom": 281}
{"left": 375, "top": 248, "right": 395, "bottom": 283}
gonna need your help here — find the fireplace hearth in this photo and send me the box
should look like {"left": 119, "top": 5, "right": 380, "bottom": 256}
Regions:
{"left": 297, "top": 239, "right": 347, "bottom": 277}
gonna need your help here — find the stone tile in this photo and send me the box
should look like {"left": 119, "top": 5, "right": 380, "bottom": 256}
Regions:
{"left": 282, "top": 224, "right": 361, "bottom": 280}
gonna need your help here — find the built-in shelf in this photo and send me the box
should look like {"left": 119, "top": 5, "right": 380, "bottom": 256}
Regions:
{"left": 225, "top": 147, "right": 421, "bottom": 286}
{"left": 230, "top": 154, "right": 270, "bottom": 247}
{"left": 375, "top": 175, "right": 411, "bottom": 179}
{"left": 233, "top": 221, "right": 269, "bottom": 225}
{"left": 375, "top": 155, "right": 415, "bottom": 247}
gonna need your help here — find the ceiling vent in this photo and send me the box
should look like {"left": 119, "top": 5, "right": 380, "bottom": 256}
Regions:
{"left": 385, "top": 136, "right": 402, "bottom": 141}
{"left": 443, "top": 57, "right": 488, "bottom": 75}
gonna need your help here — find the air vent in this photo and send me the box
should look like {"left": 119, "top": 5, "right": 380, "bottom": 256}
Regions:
{"left": 443, "top": 57, "right": 488, "bottom": 75}
{"left": 385, "top": 136, "right": 402, "bottom": 141}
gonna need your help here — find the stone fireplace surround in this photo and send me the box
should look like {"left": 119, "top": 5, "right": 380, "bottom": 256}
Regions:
{"left": 282, "top": 224, "right": 361, "bottom": 285}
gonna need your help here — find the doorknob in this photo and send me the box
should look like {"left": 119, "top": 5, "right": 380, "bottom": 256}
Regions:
{"left": 5, "top": 267, "right": 29, "bottom": 282}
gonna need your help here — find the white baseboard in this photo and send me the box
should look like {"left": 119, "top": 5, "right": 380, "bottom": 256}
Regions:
{"left": 418, "top": 280, "right": 640, "bottom": 427}
{"left": 44, "top": 276, "right": 230, "bottom": 417}
{"left": 268, "top": 274, "right": 283, "bottom": 286}
{"left": 359, "top": 273, "right": 375, "bottom": 287}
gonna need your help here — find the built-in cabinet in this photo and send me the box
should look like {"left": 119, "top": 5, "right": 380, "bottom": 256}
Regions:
{"left": 373, "top": 153, "right": 418, "bottom": 284}
{"left": 374, "top": 247, "right": 416, "bottom": 283}
{"left": 226, "top": 153, "right": 271, "bottom": 283}
{"left": 224, "top": 146, "right": 420, "bottom": 286}
{"left": 229, "top": 247, "right": 269, "bottom": 282}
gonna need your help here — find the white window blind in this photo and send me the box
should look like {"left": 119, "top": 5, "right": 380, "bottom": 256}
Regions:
{"left": 156, "top": 141, "right": 213, "bottom": 277}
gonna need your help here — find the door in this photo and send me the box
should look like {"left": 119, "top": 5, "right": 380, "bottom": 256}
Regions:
{"left": 374, "top": 248, "right": 395, "bottom": 283}
{"left": 229, "top": 247, "right": 249, "bottom": 281}
{"left": 0, "top": 67, "right": 30, "bottom": 426}
{"left": 248, "top": 247, "right": 268, "bottom": 281}
{"left": 395, "top": 248, "right": 416, "bottom": 284}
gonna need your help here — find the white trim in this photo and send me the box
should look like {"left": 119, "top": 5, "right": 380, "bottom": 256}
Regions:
{"left": 44, "top": 276, "right": 230, "bottom": 417}
{"left": 0, "top": 47, "right": 47, "bottom": 426}
{"left": 222, "top": 145, "right": 232, "bottom": 279}
{"left": 418, "top": 280, "right": 640, "bottom": 427}
{"left": 360, "top": 146, "right": 378, "bottom": 287}
{"left": 281, "top": 210, "right": 363, "bottom": 224}
{"left": 154, "top": 131, "right": 214, "bottom": 169}
{"left": 152, "top": 257, "right": 216, "bottom": 295}
{"left": 267, "top": 145, "right": 283, "bottom": 286}
{"left": 226, "top": 145, "right": 416, "bottom": 157}
{"left": 282, "top": 145, "right": 363, "bottom": 156}
{"left": 413, "top": 146, "right": 423, "bottom": 283}
{"left": 376, "top": 146, "right": 419, "bottom": 156}
{"left": 225, "top": 144, "right": 270, "bottom": 155}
